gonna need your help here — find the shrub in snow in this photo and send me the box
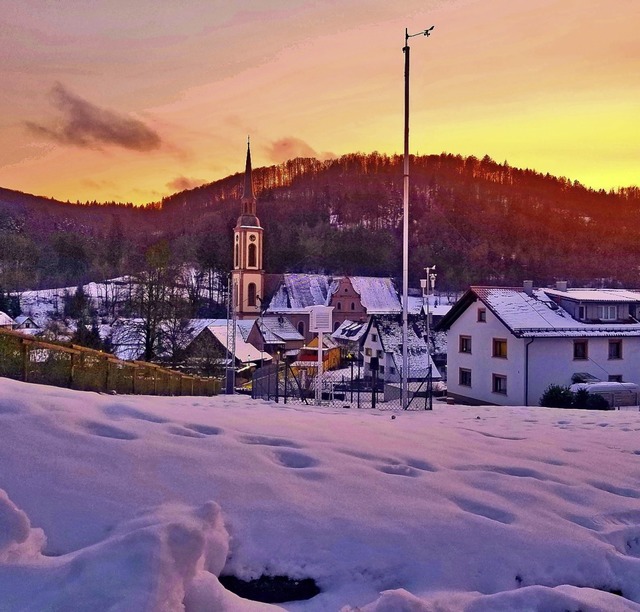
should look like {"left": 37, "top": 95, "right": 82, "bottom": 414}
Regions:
{"left": 540, "top": 385, "right": 610, "bottom": 410}
{"left": 584, "top": 392, "right": 609, "bottom": 410}
{"left": 539, "top": 384, "right": 574, "bottom": 408}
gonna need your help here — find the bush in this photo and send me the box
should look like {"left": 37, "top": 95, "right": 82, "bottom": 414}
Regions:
{"left": 540, "top": 385, "right": 611, "bottom": 410}
{"left": 540, "top": 384, "right": 574, "bottom": 408}
{"left": 585, "top": 393, "right": 610, "bottom": 410}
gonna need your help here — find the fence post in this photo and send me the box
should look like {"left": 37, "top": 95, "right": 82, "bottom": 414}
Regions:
{"left": 21, "top": 340, "right": 29, "bottom": 382}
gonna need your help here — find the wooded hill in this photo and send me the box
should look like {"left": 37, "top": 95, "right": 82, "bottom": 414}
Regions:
{"left": 1, "top": 153, "right": 639, "bottom": 292}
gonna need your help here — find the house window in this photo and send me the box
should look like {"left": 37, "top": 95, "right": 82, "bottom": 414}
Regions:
{"left": 297, "top": 321, "right": 305, "bottom": 336}
{"left": 365, "top": 348, "right": 372, "bottom": 356}
{"left": 377, "top": 350, "right": 383, "bottom": 358}
{"left": 608, "top": 374, "right": 623, "bottom": 382}
{"left": 247, "top": 283, "right": 257, "bottom": 307}
{"left": 372, "top": 334, "right": 378, "bottom": 342}
{"left": 477, "top": 308, "right": 486, "bottom": 322}
{"left": 234, "top": 244, "right": 239, "bottom": 268}
{"left": 492, "top": 374, "right": 507, "bottom": 395}
{"left": 599, "top": 305, "right": 617, "bottom": 321}
{"left": 492, "top": 338, "right": 507, "bottom": 358}
{"left": 459, "top": 335, "right": 472, "bottom": 353}
{"left": 379, "top": 365, "right": 385, "bottom": 374}
{"left": 573, "top": 340, "right": 588, "bottom": 360}
{"left": 459, "top": 368, "right": 472, "bottom": 387}
{"left": 578, "top": 305, "right": 586, "bottom": 320}
{"left": 351, "top": 302, "right": 355, "bottom": 311}
{"left": 608, "top": 340, "right": 622, "bottom": 360}
{"left": 248, "top": 243, "right": 257, "bottom": 268}
{"left": 336, "top": 302, "right": 342, "bottom": 310}
{"left": 333, "top": 321, "right": 340, "bottom": 331}
{"left": 390, "top": 367, "right": 396, "bottom": 375}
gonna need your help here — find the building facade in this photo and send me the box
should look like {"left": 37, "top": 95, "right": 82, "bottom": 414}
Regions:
{"left": 438, "top": 283, "right": 640, "bottom": 406}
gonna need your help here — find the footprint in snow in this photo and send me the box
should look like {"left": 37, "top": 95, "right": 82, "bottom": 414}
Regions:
{"left": 167, "top": 425, "right": 206, "bottom": 439}
{"left": 82, "top": 421, "right": 138, "bottom": 440}
{"left": 184, "top": 424, "right": 223, "bottom": 436}
{"left": 102, "top": 403, "right": 168, "bottom": 424}
{"left": 272, "top": 449, "right": 319, "bottom": 469}
{"left": 239, "top": 434, "right": 301, "bottom": 448}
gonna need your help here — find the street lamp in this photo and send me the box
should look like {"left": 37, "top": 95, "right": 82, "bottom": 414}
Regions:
{"left": 401, "top": 26, "right": 435, "bottom": 410}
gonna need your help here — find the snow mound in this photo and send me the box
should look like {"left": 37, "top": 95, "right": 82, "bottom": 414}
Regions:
{"left": 0, "top": 495, "right": 237, "bottom": 611}
{"left": 0, "top": 489, "right": 46, "bottom": 563}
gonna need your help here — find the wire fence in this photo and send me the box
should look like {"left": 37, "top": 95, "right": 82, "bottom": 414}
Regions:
{"left": 251, "top": 362, "right": 436, "bottom": 410}
{"left": 0, "top": 328, "right": 220, "bottom": 396}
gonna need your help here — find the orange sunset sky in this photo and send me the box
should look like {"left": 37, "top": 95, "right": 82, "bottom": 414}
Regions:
{"left": 0, "top": 0, "right": 638, "bottom": 205}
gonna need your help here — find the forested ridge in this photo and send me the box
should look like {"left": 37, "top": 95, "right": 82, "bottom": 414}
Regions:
{"left": 1, "top": 152, "right": 639, "bottom": 292}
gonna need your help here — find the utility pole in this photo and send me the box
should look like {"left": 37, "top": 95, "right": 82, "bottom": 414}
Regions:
{"left": 402, "top": 25, "right": 434, "bottom": 410}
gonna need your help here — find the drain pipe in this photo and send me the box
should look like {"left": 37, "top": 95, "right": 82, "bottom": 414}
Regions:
{"left": 524, "top": 337, "right": 536, "bottom": 406}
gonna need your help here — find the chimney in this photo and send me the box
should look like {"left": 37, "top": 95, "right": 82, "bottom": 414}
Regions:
{"left": 556, "top": 280, "right": 568, "bottom": 292}
{"left": 523, "top": 280, "right": 534, "bottom": 296}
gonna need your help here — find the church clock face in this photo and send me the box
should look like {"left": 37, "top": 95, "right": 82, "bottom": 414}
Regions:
{"left": 249, "top": 234, "right": 256, "bottom": 242}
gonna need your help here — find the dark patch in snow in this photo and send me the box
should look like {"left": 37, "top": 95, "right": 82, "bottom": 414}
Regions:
{"left": 219, "top": 574, "right": 320, "bottom": 604}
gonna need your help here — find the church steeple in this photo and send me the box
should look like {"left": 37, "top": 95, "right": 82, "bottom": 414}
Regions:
{"left": 238, "top": 136, "right": 258, "bottom": 224}
{"left": 242, "top": 137, "right": 255, "bottom": 201}
{"left": 232, "top": 137, "right": 264, "bottom": 319}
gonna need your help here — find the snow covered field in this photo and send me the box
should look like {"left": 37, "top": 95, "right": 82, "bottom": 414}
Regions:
{"left": 1, "top": 377, "right": 639, "bottom": 611}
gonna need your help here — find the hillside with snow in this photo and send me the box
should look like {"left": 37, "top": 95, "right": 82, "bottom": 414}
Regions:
{"left": 0, "top": 378, "right": 639, "bottom": 611}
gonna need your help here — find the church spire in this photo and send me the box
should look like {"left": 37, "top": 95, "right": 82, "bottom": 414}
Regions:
{"left": 242, "top": 136, "right": 254, "bottom": 201}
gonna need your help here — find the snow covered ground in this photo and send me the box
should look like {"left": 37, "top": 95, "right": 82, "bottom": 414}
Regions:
{"left": 1, "top": 377, "right": 639, "bottom": 611}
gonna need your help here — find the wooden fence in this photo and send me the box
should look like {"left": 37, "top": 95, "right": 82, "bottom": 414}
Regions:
{"left": 0, "top": 328, "right": 220, "bottom": 396}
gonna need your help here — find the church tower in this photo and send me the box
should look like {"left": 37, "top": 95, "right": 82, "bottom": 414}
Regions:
{"left": 231, "top": 138, "right": 264, "bottom": 319}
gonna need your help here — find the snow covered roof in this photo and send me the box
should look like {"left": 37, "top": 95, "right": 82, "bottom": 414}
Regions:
{"left": 331, "top": 319, "right": 368, "bottom": 343}
{"left": 207, "top": 324, "right": 271, "bottom": 365}
{"left": 258, "top": 316, "right": 304, "bottom": 344}
{"left": 0, "top": 311, "right": 16, "bottom": 326}
{"left": 267, "top": 274, "right": 332, "bottom": 311}
{"left": 348, "top": 276, "right": 401, "bottom": 314}
{"left": 268, "top": 274, "right": 401, "bottom": 314}
{"left": 373, "top": 315, "right": 441, "bottom": 380}
{"left": 544, "top": 288, "right": 640, "bottom": 303}
{"left": 439, "top": 287, "right": 640, "bottom": 338}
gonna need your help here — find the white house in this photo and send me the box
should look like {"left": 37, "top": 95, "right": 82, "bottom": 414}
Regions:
{"left": 361, "top": 315, "right": 440, "bottom": 383}
{"left": 437, "top": 282, "right": 640, "bottom": 406}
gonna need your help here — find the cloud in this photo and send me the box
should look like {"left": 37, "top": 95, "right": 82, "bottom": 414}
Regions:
{"left": 166, "top": 176, "right": 208, "bottom": 192}
{"left": 25, "top": 82, "right": 161, "bottom": 151}
{"left": 264, "top": 137, "right": 336, "bottom": 164}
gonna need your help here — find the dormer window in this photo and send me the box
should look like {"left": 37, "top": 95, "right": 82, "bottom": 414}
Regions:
{"left": 578, "top": 305, "right": 586, "bottom": 320}
{"left": 598, "top": 305, "right": 617, "bottom": 321}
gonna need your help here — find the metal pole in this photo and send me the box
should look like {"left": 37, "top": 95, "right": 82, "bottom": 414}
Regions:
{"left": 316, "top": 330, "right": 323, "bottom": 405}
{"left": 401, "top": 32, "right": 410, "bottom": 411}
{"left": 402, "top": 26, "right": 434, "bottom": 410}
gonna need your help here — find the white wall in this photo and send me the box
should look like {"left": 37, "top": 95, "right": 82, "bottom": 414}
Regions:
{"left": 527, "top": 336, "right": 640, "bottom": 405}
{"left": 446, "top": 300, "right": 526, "bottom": 405}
